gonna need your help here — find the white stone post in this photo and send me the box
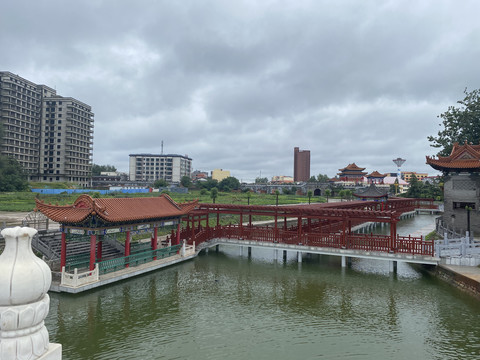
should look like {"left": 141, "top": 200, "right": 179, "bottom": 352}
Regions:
{"left": 0, "top": 226, "right": 62, "bottom": 360}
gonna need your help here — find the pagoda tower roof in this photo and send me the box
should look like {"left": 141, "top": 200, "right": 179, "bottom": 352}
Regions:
{"left": 366, "top": 171, "right": 387, "bottom": 178}
{"left": 35, "top": 194, "right": 197, "bottom": 226}
{"left": 426, "top": 141, "right": 480, "bottom": 173}
{"left": 353, "top": 183, "right": 388, "bottom": 199}
{"left": 338, "top": 163, "right": 367, "bottom": 176}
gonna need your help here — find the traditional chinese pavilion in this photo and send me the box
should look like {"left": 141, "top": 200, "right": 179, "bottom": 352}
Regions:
{"left": 35, "top": 194, "right": 197, "bottom": 271}
{"left": 366, "top": 171, "right": 387, "bottom": 184}
{"left": 337, "top": 163, "right": 367, "bottom": 182}
{"left": 426, "top": 141, "right": 480, "bottom": 234}
{"left": 353, "top": 183, "right": 388, "bottom": 202}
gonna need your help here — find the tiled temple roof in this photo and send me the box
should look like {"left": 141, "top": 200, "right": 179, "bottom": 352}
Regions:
{"left": 35, "top": 194, "right": 197, "bottom": 225}
{"left": 426, "top": 141, "right": 480, "bottom": 172}
{"left": 353, "top": 183, "right": 388, "bottom": 199}
{"left": 338, "top": 163, "right": 367, "bottom": 176}
{"left": 366, "top": 171, "right": 387, "bottom": 178}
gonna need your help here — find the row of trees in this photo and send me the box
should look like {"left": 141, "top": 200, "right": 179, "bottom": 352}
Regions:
{"left": 0, "top": 155, "right": 29, "bottom": 192}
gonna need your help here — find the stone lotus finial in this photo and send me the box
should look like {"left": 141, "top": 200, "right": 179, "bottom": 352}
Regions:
{"left": 0, "top": 226, "right": 61, "bottom": 360}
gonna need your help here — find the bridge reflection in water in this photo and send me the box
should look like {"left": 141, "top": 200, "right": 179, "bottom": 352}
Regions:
{"left": 177, "top": 198, "right": 439, "bottom": 269}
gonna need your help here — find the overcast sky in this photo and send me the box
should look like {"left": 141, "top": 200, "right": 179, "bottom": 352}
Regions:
{"left": 2, "top": 0, "right": 479, "bottom": 182}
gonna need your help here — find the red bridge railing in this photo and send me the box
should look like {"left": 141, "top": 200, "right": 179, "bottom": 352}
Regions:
{"left": 177, "top": 224, "right": 434, "bottom": 256}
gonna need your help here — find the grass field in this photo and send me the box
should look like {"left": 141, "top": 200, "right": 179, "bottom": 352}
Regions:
{"left": 0, "top": 190, "right": 327, "bottom": 212}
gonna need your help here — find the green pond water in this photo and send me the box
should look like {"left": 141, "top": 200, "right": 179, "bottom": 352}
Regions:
{"left": 45, "top": 215, "right": 480, "bottom": 360}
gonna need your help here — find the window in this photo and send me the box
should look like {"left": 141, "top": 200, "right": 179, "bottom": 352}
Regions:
{"left": 453, "top": 202, "right": 476, "bottom": 210}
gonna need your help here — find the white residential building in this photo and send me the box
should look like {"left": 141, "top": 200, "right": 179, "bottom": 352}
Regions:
{"left": 129, "top": 153, "right": 192, "bottom": 184}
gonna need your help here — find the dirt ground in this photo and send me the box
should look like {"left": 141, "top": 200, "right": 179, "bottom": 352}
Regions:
{"left": 0, "top": 211, "right": 60, "bottom": 230}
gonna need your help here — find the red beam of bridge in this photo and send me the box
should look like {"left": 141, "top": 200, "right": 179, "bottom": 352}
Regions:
{"left": 176, "top": 198, "right": 436, "bottom": 257}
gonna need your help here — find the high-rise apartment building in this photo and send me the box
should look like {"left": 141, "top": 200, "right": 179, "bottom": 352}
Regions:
{"left": 0, "top": 72, "right": 94, "bottom": 186}
{"left": 293, "top": 147, "right": 310, "bottom": 182}
{"left": 129, "top": 154, "right": 192, "bottom": 184}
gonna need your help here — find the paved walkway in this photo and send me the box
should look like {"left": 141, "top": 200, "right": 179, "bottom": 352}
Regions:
{"left": 441, "top": 264, "right": 480, "bottom": 283}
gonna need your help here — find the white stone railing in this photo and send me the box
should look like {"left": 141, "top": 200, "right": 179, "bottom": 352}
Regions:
{"left": 61, "top": 264, "right": 99, "bottom": 287}
{"left": 180, "top": 241, "right": 196, "bottom": 257}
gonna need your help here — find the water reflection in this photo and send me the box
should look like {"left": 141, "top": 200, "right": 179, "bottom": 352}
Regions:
{"left": 45, "top": 215, "right": 480, "bottom": 360}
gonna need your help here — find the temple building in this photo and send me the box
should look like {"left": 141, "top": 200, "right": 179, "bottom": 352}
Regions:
{"left": 337, "top": 163, "right": 367, "bottom": 183}
{"left": 426, "top": 141, "right": 480, "bottom": 235}
{"left": 366, "top": 171, "right": 387, "bottom": 184}
{"left": 35, "top": 194, "right": 197, "bottom": 272}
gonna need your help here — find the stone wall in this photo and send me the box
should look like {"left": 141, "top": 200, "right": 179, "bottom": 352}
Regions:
{"left": 442, "top": 173, "right": 480, "bottom": 235}
{"left": 435, "top": 265, "right": 480, "bottom": 299}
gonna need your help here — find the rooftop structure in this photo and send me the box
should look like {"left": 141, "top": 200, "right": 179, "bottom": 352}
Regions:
{"left": 426, "top": 141, "right": 480, "bottom": 173}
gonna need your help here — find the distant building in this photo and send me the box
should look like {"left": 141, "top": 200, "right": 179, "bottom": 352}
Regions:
{"left": 0, "top": 71, "right": 94, "bottom": 186}
{"left": 293, "top": 147, "right": 310, "bottom": 182}
{"left": 402, "top": 171, "right": 428, "bottom": 182}
{"left": 211, "top": 169, "right": 230, "bottom": 181}
{"left": 271, "top": 175, "right": 294, "bottom": 184}
{"left": 426, "top": 141, "right": 480, "bottom": 235}
{"left": 337, "top": 163, "right": 367, "bottom": 183}
{"left": 191, "top": 170, "right": 208, "bottom": 181}
{"left": 129, "top": 154, "right": 192, "bottom": 184}
{"left": 383, "top": 176, "right": 409, "bottom": 193}
{"left": 366, "top": 171, "right": 387, "bottom": 184}
{"left": 91, "top": 171, "right": 129, "bottom": 188}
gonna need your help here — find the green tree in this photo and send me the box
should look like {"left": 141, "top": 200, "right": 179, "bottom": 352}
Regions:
{"left": 405, "top": 174, "right": 423, "bottom": 198}
{"left": 316, "top": 174, "right": 330, "bottom": 182}
{"left": 218, "top": 176, "right": 240, "bottom": 192}
{"left": 0, "top": 155, "right": 29, "bottom": 192}
{"left": 307, "top": 190, "right": 313, "bottom": 204}
{"left": 180, "top": 175, "right": 192, "bottom": 188}
{"left": 198, "top": 178, "right": 218, "bottom": 191}
{"left": 274, "top": 190, "right": 280, "bottom": 206}
{"left": 344, "top": 189, "right": 352, "bottom": 201}
{"left": 255, "top": 177, "right": 269, "bottom": 184}
{"left": 153, "top": 178, "right": 168, "bottom": 188}
{"left": 324, "top": 189, "right": 331, "bottom": 202}
{"left": 92, "top": 164, "right": 117, "bottom": 176}
{"left": 338, "top": 189, "right": 346, "bottom": 201}
{"left": 308, "top": 176, "right": 317, "bottom": 182}
{"left": 210, "top": 187, "right": 218, "bottom": 203}
{"left": 428, "top": 88, "right": 480, "bottom": 156}
{"left": 246, "top": 191, "right": 252, "bottom": 205}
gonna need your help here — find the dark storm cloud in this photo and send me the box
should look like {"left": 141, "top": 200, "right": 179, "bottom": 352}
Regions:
{"left": 2, "top": 0, "right": 480, "bottom": 182}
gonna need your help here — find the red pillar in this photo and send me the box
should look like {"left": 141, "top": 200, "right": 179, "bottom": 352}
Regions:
{"left": 176, "top": 223, "right": 181, "bottom": 245}
{"left": 97, "top": 237, "right": 103, "bottom": 262}
{"left": 125, "top": 231, "right": 131, "bottom": 268}
{"left": 274, "top": 213, "right": 278, "bottom": 242}
{"left": 151, "top": 227, "right": 158, "bottom": 250}
{"left": 89, "top": 234, "right": 96, "bottom": 271}
{"left": 61, "top": 232, "right": 67, "bottom": 269}
{"left": 240, "top": 213, "right": 243, "bottom": 238}
{"left": 191, "top": 215, "right": 196, "bottom": 243}
{"left": 284, "top": 217, "right": 287, "bottom": 230}
{"left": 217, "top": 211, "right": 220, "bottom": 226}
{"left": 297, "top": 217, "right": 302, "bottom": 244}
{"left": 152, "top": 227, "right": 158, "bottom": 260}
{"left": 125, "top": 231, "right": 131, "bottom": 256}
